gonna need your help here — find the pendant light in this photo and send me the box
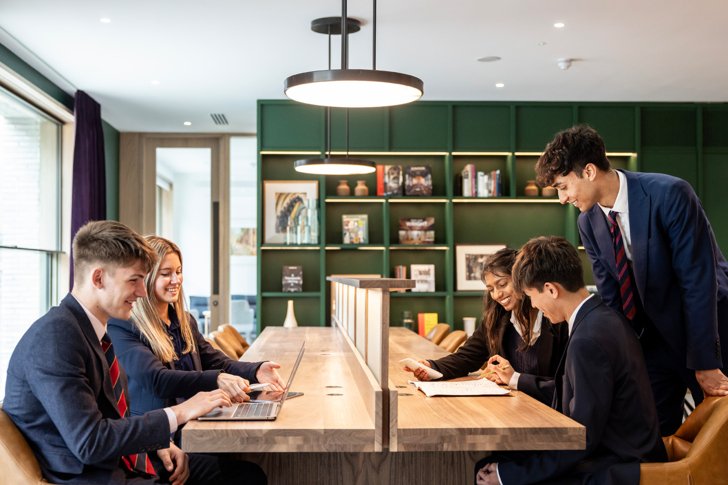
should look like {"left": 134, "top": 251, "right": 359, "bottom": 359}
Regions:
{"left": 284, "top": 0, "right": 423, "bottom": 108}
{"left": 294, "top": 17, "right": 376, "bottom": 176}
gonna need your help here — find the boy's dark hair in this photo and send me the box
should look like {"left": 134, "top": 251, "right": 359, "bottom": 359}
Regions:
{"left": 535, "top": 125, "right": 611, "bottom": 187}
{"left": 72, "top": 220, "right": 156, "bottom": 284}
{"left": 512, "top": 236, "right": 584, "bottom": 293}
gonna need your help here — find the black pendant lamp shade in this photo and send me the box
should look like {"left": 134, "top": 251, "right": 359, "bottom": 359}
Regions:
{"left": 284, "top": 0, "right": 423, "bottom": 108}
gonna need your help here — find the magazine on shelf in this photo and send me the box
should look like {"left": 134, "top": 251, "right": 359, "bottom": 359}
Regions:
{"left": 398, "top": 217, "right": 435, "bottom": 244}
{"left": 281, "top": 265, "right": 303, "bottom": 292}
{"left": 342, "top": 214, "right": 369, "bottom": 244}
{"left": 383, "top": 165, "right": 403, "bottom": 196}
{"left": 404, "top": 165, "right": 433, "bottom": 196}
{"left": 410, "top": 264, "right": 435, "bottom": 292}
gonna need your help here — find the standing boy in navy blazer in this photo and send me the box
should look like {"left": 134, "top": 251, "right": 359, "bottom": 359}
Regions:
{"left": 3, "top": 221, "right": 245, "bottom": 484}
{"left": 534, "top": 125, "right": 728, "bottom": 435}
{"left": 476, "top": 237, "right": 665, "bottom": 485}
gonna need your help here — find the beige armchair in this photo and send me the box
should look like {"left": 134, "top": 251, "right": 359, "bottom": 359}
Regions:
{"left": 0, "top": 405, "right": 55, "bottom": 484}
{"left": 640, "top": 396, "right": 728, "bottom": 484}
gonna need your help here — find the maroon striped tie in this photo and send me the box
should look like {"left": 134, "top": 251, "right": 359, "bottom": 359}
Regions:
{"left": 607, "top": 210, "right": 637, "bottom": 320}
{"left": 101, "top": 334, "right": 157, "bottom": 477}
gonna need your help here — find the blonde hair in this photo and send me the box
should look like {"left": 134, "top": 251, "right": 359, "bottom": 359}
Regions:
{"left": 130, "top": 236, "right": 195, "bottom": 363}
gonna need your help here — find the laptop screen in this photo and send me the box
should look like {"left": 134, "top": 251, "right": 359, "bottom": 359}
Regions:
{"left": 248, "top": 342, "right": 305, "bottom": 403}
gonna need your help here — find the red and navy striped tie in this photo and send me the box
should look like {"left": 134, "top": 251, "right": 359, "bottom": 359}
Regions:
{"left": 101, "top": 334, "right": 156, "bottom": 477}
{"left": 607, "top": 210, "right": 637, "bottom": 320}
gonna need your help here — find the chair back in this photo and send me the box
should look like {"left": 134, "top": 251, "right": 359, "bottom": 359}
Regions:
{"left": 439, "top": 330, "right": 467, "bottom": 353}
{"left": 0, "top": 406, "right": 52, "bottom": 484}
{"left": 640, "top": 396, "right": 728, "bottom": 484}
{"left": 205, "top": 337, "right": 223, "bottom": 352}
{"left": 220, "top": 324, "right": 250, "bottom": 353}
{"left": 210, "top": 330, "right": 239, "bottom": 359}
{"left": 426, "top": 323, "right": 450, "bottom": 346}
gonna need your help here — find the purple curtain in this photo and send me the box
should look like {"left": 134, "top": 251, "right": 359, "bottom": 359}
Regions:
{"left": 70, "top": 90, "right": 106, "bottom": 287}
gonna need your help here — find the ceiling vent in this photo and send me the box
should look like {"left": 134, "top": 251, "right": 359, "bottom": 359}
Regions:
{"left": 210, "top": 113, "right": 229, "bottom": 125}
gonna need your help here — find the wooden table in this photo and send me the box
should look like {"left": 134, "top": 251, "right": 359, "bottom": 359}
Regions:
{"left": 183, "top": 327, "right": 382, "bottom": 453}
{"left": 181, "top": 326, "right": 585, "bottom": 484}
{"left": 389, "top": 327, "right": 585, "bottom": 452}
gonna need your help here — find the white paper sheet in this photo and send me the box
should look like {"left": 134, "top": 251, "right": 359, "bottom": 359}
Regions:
{"left": 409, "top": 378, "right": 510, "bottom": 397}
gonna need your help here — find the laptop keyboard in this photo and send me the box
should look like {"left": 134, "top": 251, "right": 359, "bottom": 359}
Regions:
{"left": 233, "top": 402, "right": 276, "bottom": 418}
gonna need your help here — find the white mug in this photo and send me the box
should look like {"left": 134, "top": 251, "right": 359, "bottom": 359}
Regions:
{"left": 463, "top": 316, "right": 476, "bottom": 336}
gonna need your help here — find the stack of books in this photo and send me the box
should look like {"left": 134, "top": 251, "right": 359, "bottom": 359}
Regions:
{"left": 461, "top": 164, "right": 502, "bottom": 197}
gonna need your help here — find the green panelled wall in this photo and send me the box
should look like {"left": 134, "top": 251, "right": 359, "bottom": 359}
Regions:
{"left": 257, "top": 100, "right": 728, "bottom": 332}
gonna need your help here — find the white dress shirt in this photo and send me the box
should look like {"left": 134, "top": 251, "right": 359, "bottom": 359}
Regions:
{"left": 507, "top": 310, "right": 543, "bottom": 389}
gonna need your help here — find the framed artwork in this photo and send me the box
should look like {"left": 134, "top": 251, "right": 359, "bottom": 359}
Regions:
{"left": 455, "top": 244, "right": 506, "bottom": 291}
{"left": 263, "top": 180, "right": 318, "bottom": 244}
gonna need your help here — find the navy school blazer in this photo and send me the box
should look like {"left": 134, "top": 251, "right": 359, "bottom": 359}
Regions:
{"left": 108, "top": 313, "right": 262, "bottom": 416}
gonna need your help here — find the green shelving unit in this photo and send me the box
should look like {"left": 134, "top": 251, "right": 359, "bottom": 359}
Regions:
{"left": 256, "top": 100, "right": 728, "bottom": 334}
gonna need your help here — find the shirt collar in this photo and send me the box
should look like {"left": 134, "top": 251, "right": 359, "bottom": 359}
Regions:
{"left": 567, "top": 293, "right": 594, "bottom": 336}
{"left": 598, "top": 169, "right": 628, "bottom": 216}
{"left": 510, "top": 310, "right": 543, "bottom": 345}
{"left": 71, "top": 294, "right": 106, "bottom": 343}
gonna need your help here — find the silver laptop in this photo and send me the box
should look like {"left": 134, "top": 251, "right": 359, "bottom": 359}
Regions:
{"left": 198, "top": 342, "right": 305, "bottom": 421}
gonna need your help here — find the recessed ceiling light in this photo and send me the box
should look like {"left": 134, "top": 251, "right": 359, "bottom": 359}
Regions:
{"left": 554, "top": 22, "right": 565, "bottom": 29}
{"left": 477, "top": 56, "right": 502, "bottom": 63}
{"left": 151, "top": 80, "right": 160, "bottom": 86}
{"left": 100, "top": 17, "right": 111, "bottom": 24}
{"left": 183, "top": 121, "right": 192, "bottom": 126}
{"left": 495, "top": 83, "right": 505, "bottom": 88}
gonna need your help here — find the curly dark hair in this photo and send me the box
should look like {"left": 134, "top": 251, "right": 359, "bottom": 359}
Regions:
{"left": 534, "top": 125, "right": 611, "bottom": 187}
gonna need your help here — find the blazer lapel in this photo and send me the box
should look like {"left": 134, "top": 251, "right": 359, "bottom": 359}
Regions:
{"left": 61, "top": 295, "right": 121, "bottom": 417}
{"left": 623, "top": 170, "right": 650, "bottom": 301}
{"left": 550, "top": 295, "right": 602, "bottom": 409}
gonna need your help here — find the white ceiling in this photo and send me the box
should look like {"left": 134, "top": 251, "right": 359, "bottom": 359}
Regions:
{"left": 1, "top": 0, "right": 726, "bottom": 134}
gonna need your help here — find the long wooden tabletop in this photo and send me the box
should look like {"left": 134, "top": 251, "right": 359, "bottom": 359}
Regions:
{"left": 181, "top": 327, "right": 381, "bottom": 453}
{"left": 389, "top": 327, "right": 585, "bottom": 451}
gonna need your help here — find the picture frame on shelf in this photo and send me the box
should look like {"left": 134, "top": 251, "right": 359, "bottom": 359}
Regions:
{"left": 455, "top": 244, "right": 507, "bottom": 291}
{"left": 263, "top": 180, "right": 318, "bottom": 244}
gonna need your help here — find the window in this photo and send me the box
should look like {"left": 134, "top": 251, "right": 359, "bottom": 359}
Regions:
{"left": 0, "top": 87, "right": 62, "bottom": 400}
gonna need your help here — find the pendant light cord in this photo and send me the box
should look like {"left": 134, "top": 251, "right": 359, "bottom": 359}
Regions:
{"left": 373, "top": 0, "right": 377, "bottom": 70}
{"left": 341, "top": 0, "right": 348, "bottom": 70}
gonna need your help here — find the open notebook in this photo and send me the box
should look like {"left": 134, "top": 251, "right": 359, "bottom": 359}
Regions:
{"left": 198, "top": 342, "right": 305, "bottom": 421}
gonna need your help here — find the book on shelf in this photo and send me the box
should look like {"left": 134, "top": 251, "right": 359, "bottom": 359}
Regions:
{"left": 461, "top": 163, "right": 475, "bottom": 196}
{"left": 417, "top": 312, "right": 438, "bottom": 337}
{"left": 392, "top": 265, "right": 408, "bottom": 292}
{"left": 342, "top": 214, "right": 369, "bottom": 244}
{"left": 281, "top": 265, "right": 303, "bottom": 292}
{"left": 375, "top": 165, "right": 385, "bottom": 196}
{"left": 383, "top": 165, "right": 403, "bottom": 196}
{"left": 404, "top": 165, "right": 433, "bottom": 196}
{"left": 398, "top": 217, "right": 435, "bottom": 244}
{"left": 410, "top": 263, "right": 435, "bottom": 292}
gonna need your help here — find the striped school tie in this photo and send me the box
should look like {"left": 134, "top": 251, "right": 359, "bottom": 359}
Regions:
{"left": 607, "top": 210, "right": 637, "bottom": 320}
{"left": 101, "top": 334, "right": 157, "bottom": 477}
